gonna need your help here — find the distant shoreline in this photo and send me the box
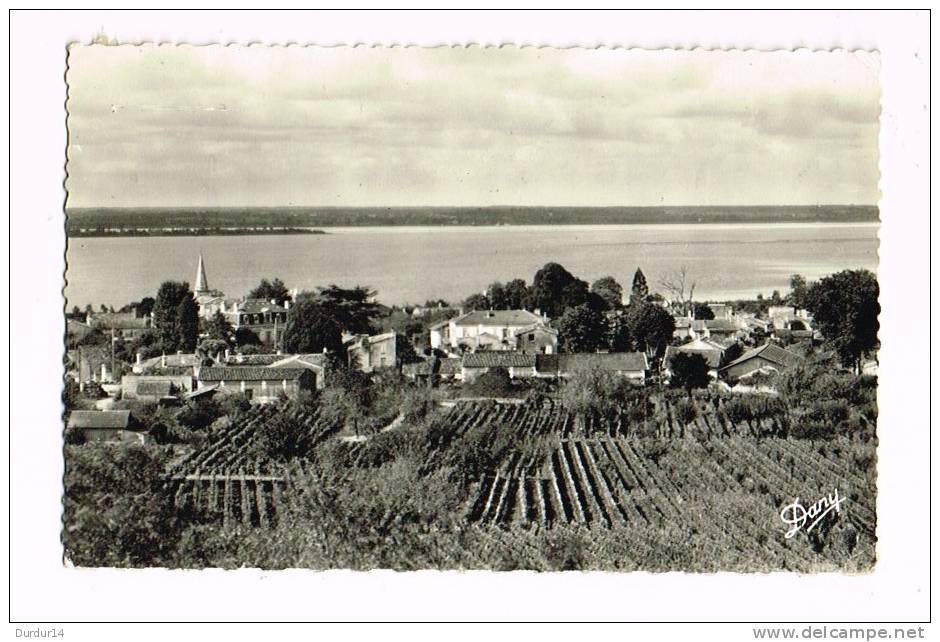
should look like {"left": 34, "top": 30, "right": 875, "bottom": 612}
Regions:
{"left": 68, "top": 227, "right": 327, "bottom": 238}
{"left": 65, "top": 205, "right": 880, "bottom": 233}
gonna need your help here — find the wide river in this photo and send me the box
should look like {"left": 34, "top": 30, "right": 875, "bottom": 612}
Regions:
{"left": 65, "top": 223, "right": 879, "bottom": 309}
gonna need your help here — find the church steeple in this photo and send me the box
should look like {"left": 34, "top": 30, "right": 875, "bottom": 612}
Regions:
{"left": 195, "top": 253, "right": 209, "bottom": 295}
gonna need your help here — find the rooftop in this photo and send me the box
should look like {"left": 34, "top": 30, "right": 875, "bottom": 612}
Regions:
{"left": 199, "top": 366, "right": 309, "bottom": 382}
{"left": 462, "top": 352, "right": 537, "bottom": 369}
{"left": 721, "top": 343, "right": 804, "bottom": 371}
{"left": 536, "top": 352, "right": 648, "bottom": 374}
{"left": 453, "top": 309, "right": 545, "bottom": 327}
{"left": 68, "top": 410, "right": 132, "bottom": 430}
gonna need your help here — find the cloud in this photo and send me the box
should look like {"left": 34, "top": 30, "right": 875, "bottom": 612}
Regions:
{"left": 65, "top": 45, "right": 880, "bottom": 207}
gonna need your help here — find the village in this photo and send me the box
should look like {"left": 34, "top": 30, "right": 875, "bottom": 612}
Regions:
{"left": 64, "top": 253, "right": 876, "bottom": 445}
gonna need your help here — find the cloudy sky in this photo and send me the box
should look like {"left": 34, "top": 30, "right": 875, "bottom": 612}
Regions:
{"left": 66, "top": 45, "right": 880, "bottom": 208}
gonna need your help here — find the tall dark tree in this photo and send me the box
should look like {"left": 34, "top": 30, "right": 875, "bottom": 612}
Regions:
{"left": 555, "top": 304, "right": 609, "bottom": 353}
{"left": 606, "top": 311, "right": 634, "bottom": 352}
{"left": 789, "top": 274, "right": 809, "bottom": 309}
{"left": 312, "top": 285, "right": 380, "bottom": 335}
{"left": 248, "top": 278, "right": 291, "bottom": 305}
{"left": 462, "top": 293, "right": 490, "bottom": 311}
{"left": 485, "top": 282, "right": 508, "bottom": 309}
{"left": 669, "top": 352, "right": 711, "bottom": 397}
{"left": 625, "top": 302, "right": 676, "bottom": 358}
{"left": 530, "top": 262, "right": 589, "bottom": 318}
{"left": 281, "top": 298, "right": 345, "bottom": 354}
{"left": 631, "top": 268, "right": 650, "bottom": 305}
{"left": 803, "top": 269, "right": 880, "bottom": 373}
{"left": 591, "top": 276, "right": 624, "bottom": 310}
{"left": 503, "top": 279, "right": 530, "bottom": 310}
{"left": 152, "top": 281, "right": 193, "bottom": 352}
{"left": 176, "top": 295, "right": 200, "bottom": 352}
{"left": 692, "top": 302, "right": 715, "bottom": 320}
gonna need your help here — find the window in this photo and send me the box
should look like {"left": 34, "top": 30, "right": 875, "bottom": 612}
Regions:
{"left": 529, "top": 333, "right": 535, "bottom": 341}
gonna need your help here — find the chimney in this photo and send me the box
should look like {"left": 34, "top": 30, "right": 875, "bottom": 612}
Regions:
{"left": 285, "top": 300, "right": 291, "bottom": 310}
{"left": 161, "top": 354, "right": 166, "bottom": 368}
{"left": 271, "top": 298, "right": 277, "bottom": 305}
{"left": 135, "top": 352, "right": 141, "bottom": 365}
{"left": 85, "top": 311, "right": 92, "bottom": 325}
{"left": 224, "top": 348, "right": 230, "bottom": 361}
{"left": 177, "top": 350, "right": 182, "bottom": 357}
{"left": 276, "top": 349, "right": 282, "bottom": 356}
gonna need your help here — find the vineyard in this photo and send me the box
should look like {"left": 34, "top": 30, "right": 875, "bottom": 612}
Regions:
{"left": 167, "top": 404, "right": 340, "bottom": 526}
{"left": 164, "top": 394, "right": 877, "bottom": 570}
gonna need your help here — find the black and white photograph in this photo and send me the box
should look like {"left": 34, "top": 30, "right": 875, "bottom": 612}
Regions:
{"left": 7, "top": 7, "right": 932, "bottom": 631}
{"left": 61, "top": 43, "right": 881, "bottom": 572}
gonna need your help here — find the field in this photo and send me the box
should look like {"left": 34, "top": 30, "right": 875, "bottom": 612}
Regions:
{"left": 165, "top": 395, "right": 877, "bottom": 571}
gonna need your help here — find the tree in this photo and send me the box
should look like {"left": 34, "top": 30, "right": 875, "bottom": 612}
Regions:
{"left": 152, "top": 281, "right": 195, "bottom": 352}
{"left": 631, "top": 268, "right": 650, "bottom": 305}
{"left": 503, "top": 279, "right": 530, "bottom": 310}
{"left": 463, "top": 293, "right": 490, "bottom": 311}
{"left": 789, "top": 274, "right": 808, "bottom": 309}
{"left": 63, "top": 445, "right": 181, "bottom": 566}
{"left": 320, "top": 361, "right": 374, "bottom": 437}
{"left": 529, "top": 262, "right": 589, "bottom": 318}
{"left": 659, "top": 266, "right": 696, "bottom": 315}
{"left": 669, "top": 352, "right": 711, "bottom": 397}
{"left": 560, "top": 364, "right": 625, "bottom": 431}
{"left": 591, "top": 276, "right": 624, "bottom": 310}
{"left": 803, "top": 269, "right": 880, "bottom": 373}
{"left": 281, "top": 298, "right": 344, "bottom": 354}
{"left": 466, "top": 367, "right": 513, "bottom": 397}
{"left": 485, "top": 282, "right": 508, "bottom": 309}
{"left": 248, "top": 278, "right": 291, "bottom": 305}
{"left": 606, "top": 310, "right": 634, "bottom": 352}
{"left": 234, "top": 326, "right": 261, "bottom": 347}
{"left": 311, "top": 285, "right": 380, "bottom": 335}
{"left": 692, "top": 302, "right": 715, "bottom": 320}
{"left": 176, "top": 295, "right": 199, "bottom": 352}
{"left": 625, "top": 302, "right": 676, "bottom": 358}
{"left": 555, "top": 304, "right": 609, "bottom": 353}
{"left": 203, "top": 310, "right": 234, "bottom": 344}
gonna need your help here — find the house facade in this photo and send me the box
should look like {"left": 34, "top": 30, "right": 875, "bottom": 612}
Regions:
{"left": 347, "top": 332, "right": 398, "bottom": 372}
{"left": 197, "top": 366, "right": 314, "bottom": 402}
{"left": 447, "top": 309, "right": 551, "bottom": 352}
{"left": 513, "top": 324, "right": 558, "bottom": 354}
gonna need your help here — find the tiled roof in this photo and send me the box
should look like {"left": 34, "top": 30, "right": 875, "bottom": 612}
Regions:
{"left": 720, "top": 343, "right": 803, "bottom": 371}
{"left": 234, "top": 299, "right": 288, "bottom": 314}
{"left": 199, "top": 366, "right": 309, "bottom": 382}
{"left": 453, "top": 310, "right": 544, "bottom": 327}
{"left": 68, "top": 410, "right": 131, "bottom": 430}
{"left": 462, "top": 352, "right": 537, "bottom": 369}
{"left": 513, "top": 323, "right": 558, "bottom": 336}
{"left": 225, "top": 353, "right": 285, "bottom": 365}
{"left": 536, "top": 352, "right": 648, "bottom": 374}
{"left": 141, "top": 353, "right": 200, "bottom": 369}
{"left": 664, "top": 344, "right": 723, "bottom": 369}
{"left": 269, "top": 354, "right": 328, "bottom": 370}
{"left": 705, "top": 319, "right": 739, "bottom": 332}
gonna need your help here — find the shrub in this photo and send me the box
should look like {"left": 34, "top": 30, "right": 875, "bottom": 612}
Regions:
{"left": 466, "top": 367, "right": 512, "bottom": 397}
